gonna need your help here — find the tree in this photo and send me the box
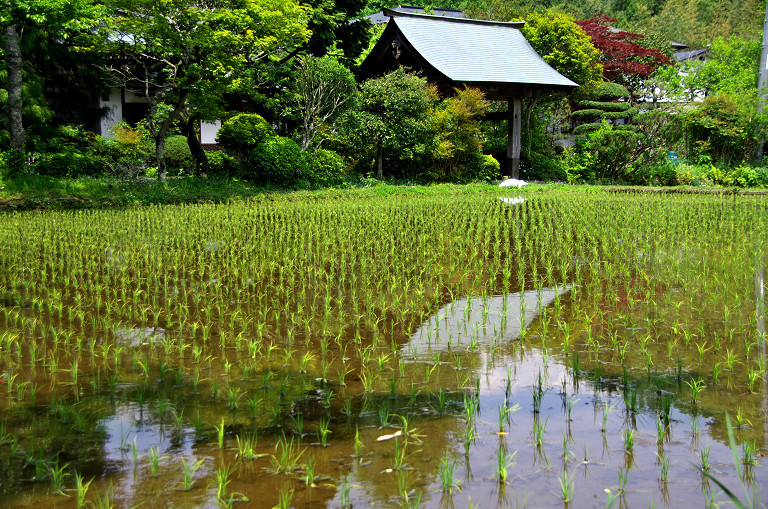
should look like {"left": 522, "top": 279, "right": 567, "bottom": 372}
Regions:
{"left": 290, "top": 55, "right": 357, "bottom": 152}
{"left": 104, "top": 0, "right": 310, "bottom": 180}
{"left": 346, "top": 68, "right": 438, "bottom": 179}
{"left": 0, "top": 0, "right": 104, "bottom": 171}
{"left": 298, "top": 0, "right": 371, "bottom": 64}
{"left": 431, "top": 87, "right": 488, "bottom": 179}
{"left": 576, "top": 14, "right": 671, "bottom": 93}
{"left": 521, "top": 11, "right": 603, "bottom": 89}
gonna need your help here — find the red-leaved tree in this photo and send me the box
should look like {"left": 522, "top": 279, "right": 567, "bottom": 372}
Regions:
{"left": 576, "top": 14, "right": 671, "bottom": 92}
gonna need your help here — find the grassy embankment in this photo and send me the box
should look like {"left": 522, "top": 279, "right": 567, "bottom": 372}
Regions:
{"left": 1, "top": 175, "right": 766, "bottom": 212}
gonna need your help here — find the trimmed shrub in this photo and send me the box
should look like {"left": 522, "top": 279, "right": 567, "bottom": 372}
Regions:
{"left": 478, "top": 154, "right": 500, "bottom": 181}
{"left": 249, "top": 136, "right": 308, "bottom": 187}
{"left": 217, "top": 114, "right": 276, "bottom": 163}
{"left": 206, "top": 151, "right": 239, "bottom": 177}
{"left": 164, "top": 135, "right": 194, "bottom": 173}
{"left": 307, "top": 149, "right": 346, "bottom": 187}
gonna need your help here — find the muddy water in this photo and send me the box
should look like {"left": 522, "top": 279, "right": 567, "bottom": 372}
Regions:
{"left": 0, "top": 193, "right": 766, "bottom": 508}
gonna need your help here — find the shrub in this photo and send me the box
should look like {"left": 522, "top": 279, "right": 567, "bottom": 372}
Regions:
{"left": 307, "top": 149, "right": 346, "bottom": 187}
{"left": 478, "top": 154, "right": 500, "bottom": 181}
{"left": 163, "top": 135, "right": 194, "bottom": 173}
{"left": 31, "top": 126, "right": 103, "bottom": 177}
{"left": 217, "top": 114, "right": 276, "bottom": 163}
{"left": 98, "top": 122, "right": 153, "bottom": 179}
{"left": 206, "top": 151, "right": 239, "bottom": 177}
{"left": 249, "top": 136, "right": 308, "bottom": 187}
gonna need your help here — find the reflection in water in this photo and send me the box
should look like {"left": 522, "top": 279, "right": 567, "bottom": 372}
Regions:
{"left": 756, "top": 259, "right": 767, "bottom": 450}
{"left": 405, "top": 286, "right": 570, "bottom": 358}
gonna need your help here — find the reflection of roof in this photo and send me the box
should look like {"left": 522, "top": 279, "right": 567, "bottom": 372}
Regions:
{"left": 674, "top": 48, "right": 708, "bottom": 62}
{"left": 361, "top": 10, "right": 578, "bottom": 89}
{"left": 362, "top": 5, "right": 466, "bottom": 24}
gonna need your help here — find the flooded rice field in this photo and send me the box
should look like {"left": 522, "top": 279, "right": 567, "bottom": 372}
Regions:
{"left": 0, "top": 189, "right": 766, "bottom": 508}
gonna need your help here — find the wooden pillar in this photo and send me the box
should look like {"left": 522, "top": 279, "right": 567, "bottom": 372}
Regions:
{"left": 507, "top": 97, "right": 522, "bottom": 179}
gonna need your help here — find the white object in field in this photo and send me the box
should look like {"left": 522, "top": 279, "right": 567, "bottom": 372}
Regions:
{"left": 499, "top": 178, "right": 527, "bottom": 188}
{"left": 403, "top": 285, "right": 570, "bottom": 358}
{"left": 500, "top": 196, "right": 525, "bottom": 205}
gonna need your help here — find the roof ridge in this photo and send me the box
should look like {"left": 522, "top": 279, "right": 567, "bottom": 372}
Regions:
{"left": 384, "top": 8, "right": 525, "bottom": 28}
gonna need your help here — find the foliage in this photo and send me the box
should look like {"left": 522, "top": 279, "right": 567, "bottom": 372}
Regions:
{"left": 431, "top": 87, "right": 489, "bottom": 181}
{"left": 217, "top": 114, "right": 277, "bottom": 165}
{"left": 572, "top": 82, "right": 634, "bottom": 135}
{"left": 563, "top": 108, "right": 681, "bottom": 183}
{"left": 163, "top": 135, "right": 194, "bottom": 174}
{"left": 682, "top": 95, "right": 755, "bottom": 164}
{"left": 0, "top": 0, "right": 107, "bottom": 164}
{"left": 521, "top": 11, "right": 603, "bottom": 88}
{"left": 344, "top": 68, "right": 438, "bottom": 179}
{"left": 249, "top": 136, "right": 308, "bottom": 187}
{"left": 306, "top": 148, "right": 347, "bottom": 187}
{"left": 206, "top": 152, "right": 239, "bottom": 177}
{"left": 289, "top": 55, "right": 358, "bottom": 151}
{"left": 575, "top": 14, "right": 671, "bottom": 91}
{"left": 102, "top": 0, "right": 311, "bottom": 180}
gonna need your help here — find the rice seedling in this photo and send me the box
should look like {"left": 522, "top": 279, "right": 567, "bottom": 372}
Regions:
{"left": 494, "top": 447, "right": 517, "bottom": 483}
{"left": 270, "top": 435, "right": 306, "bottom": 474}
{"left": 533, "top": 417, "right": 547, "bottom": 447}
{"left": 317, "top": 417, "right": 331, "bottom": 446}
{"left": 148, "top": 446, "right": 168, "bottom": 476}
{"left": 559, "top": 468, "right": 574, "bottom": 503}
{"left": 49, "top": 461, "right": 70, "bottom": 495}
{"left": 438, "top": 455, "right": 460, "bottom": 493}
{"left": 178, "top": 458, "right": 205, "bottom": 491}
{"left": 339, "top": 474, "right": 352, "bottom": 508}
{"left": 74, "top": 472, "right": 94, "bottom": 508}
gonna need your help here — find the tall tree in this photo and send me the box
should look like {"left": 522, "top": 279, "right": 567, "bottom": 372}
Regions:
{"left": 0, "top": 0, "right": 103, "bottom": 171}
{"left": 290, "top": 55, "right": 358, "bottom": 151}
{"left": 104, "top": 0, "right": 310, "bottom": 180}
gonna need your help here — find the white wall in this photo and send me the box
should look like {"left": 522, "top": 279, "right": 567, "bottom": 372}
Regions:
{"left": 99, "top": 88, "right": 122, "bottom": 137}
{"left": 201, "top": 120, "right": 221, "bottom": 144}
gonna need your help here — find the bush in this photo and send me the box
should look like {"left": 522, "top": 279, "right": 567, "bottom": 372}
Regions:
{"left": 307, "top": 149, "right": 346, "bottom": 187}
{"left": 217, "top": 114, "right": 276, "bottom": 162}
{"left": 164, "top": 135, "right": 194, "bottom": 174}
{"left": 477, "top": 154, "right": 500, "bottom": 181}
{"left": 206, "top": 151, "right": 239, "bottom": 177}
{"left": 249, "top": 136, "right": 308, "bottom": 187}
{"left": 31, "top": 125, "right": 103, "bottom": 177}
{"left": 520, "top": 151, "right": 566, "bottom": 181}
{"left": 98, "top": 122, "right": 153, "bottom": 179}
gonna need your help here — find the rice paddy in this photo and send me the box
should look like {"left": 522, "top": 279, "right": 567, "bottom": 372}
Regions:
{"left": 0, "top": 187, "right": 766, "bottom": 508}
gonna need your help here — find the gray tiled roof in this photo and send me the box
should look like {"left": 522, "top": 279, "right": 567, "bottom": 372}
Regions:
{"left": 392, "top": 14, "right": 579, "bottom": 87}
{"left": 673, "top": 48, "right": 708, "bottom": 62}
{"left": 363, "top": 5, "right": 467, "bottom": 25}
{"left": 363, "top": 5, "right": 466, "bottom": 24}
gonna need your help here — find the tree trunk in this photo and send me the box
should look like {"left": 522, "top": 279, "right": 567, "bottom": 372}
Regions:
{"left": 376, "top": 142, "right": 383, "bottom": 179}
{"left": 156, "top": 135, "right": 167, "bottom": 182}
{"left": 182, "top": 117, "right": 209, "bottom": 177}
{"left": 3, "top": 22, "right": 25, "bottom": 159}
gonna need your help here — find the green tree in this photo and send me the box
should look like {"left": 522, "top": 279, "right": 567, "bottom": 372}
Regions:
{"left": 290, "top": 55, "right": 358, "bottom": 151}
{"left": 1, "top": 0, "right": 104, "bottom": 171}
{"left": 431, "top": 87, "right": 488, "bottom": 179}
{"left": 655, "top": 35, "right": 765, "bottom": 163}
{"left": 104, "top": 0, "right": 310, "bottom": 180}
{"left": 521, "top": 11, "right": 603, "bottom": 89}
{"left": 345, "top": 68, "right": 438, "bottom": 179}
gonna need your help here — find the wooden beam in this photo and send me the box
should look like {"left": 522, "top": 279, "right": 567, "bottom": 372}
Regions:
{"left": 507, "top": 97, "right": 521, "bottom": 179}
